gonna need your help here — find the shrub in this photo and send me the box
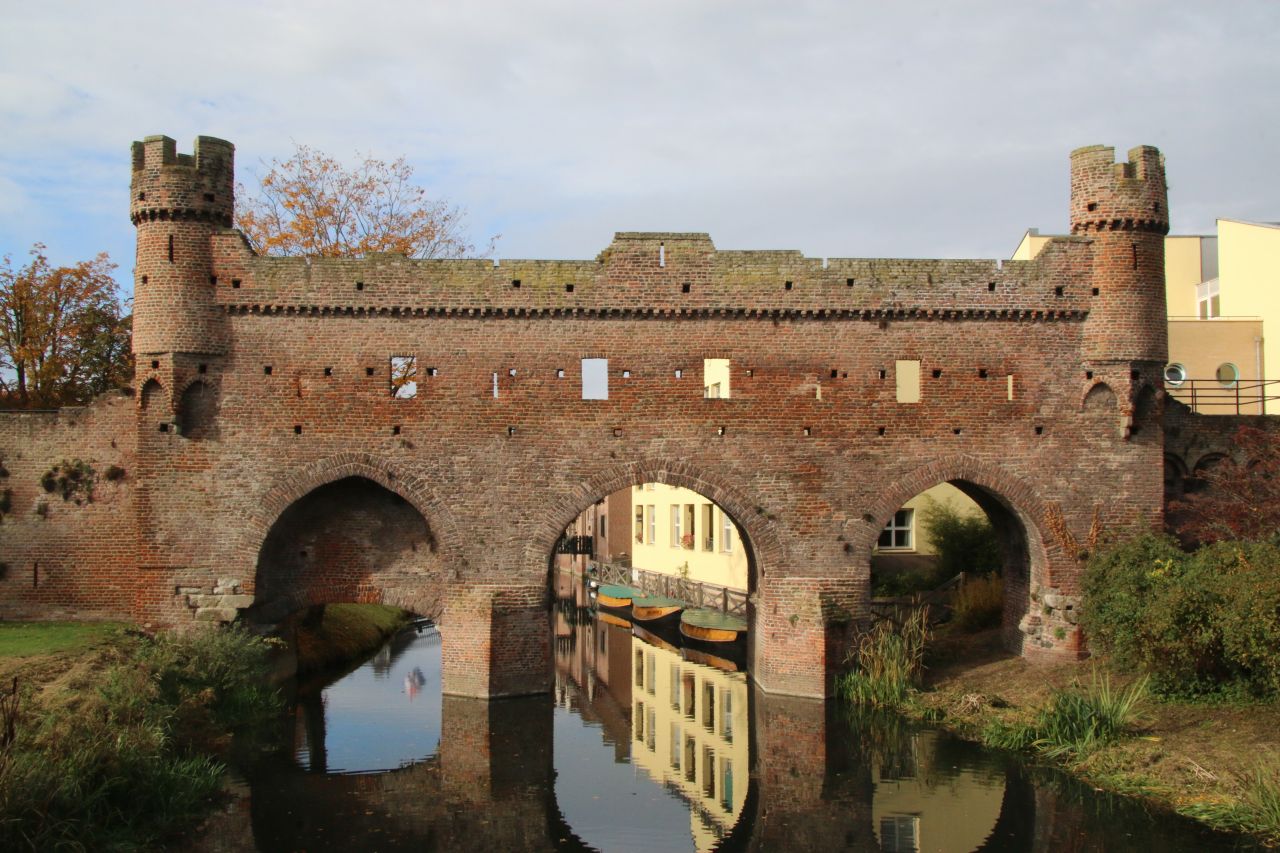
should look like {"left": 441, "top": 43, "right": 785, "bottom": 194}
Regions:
{"left": 953, "top": 573, "right": 1003, "bottom": 631}
{"left": 837, "top": 608, "right": 929, "bottom": 709}
{"left": 1083, "top": 533, "right": 1280, "bottom": 696}
{"left": 0, "top": 627, "right": 280, "bottom": 850}
{"left": 920, "top": 498, "right": 1001, "bottom": 579}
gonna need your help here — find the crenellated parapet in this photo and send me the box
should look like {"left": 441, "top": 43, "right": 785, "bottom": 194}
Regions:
{"left": 1069, "top": 145, "right": 1168, "bottom": 236}
{"left": 130, "top": 135, "right": 234, "bottom": 228}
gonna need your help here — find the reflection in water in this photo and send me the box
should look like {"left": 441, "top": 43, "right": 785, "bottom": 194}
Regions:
{"left": 216, "top": 604, "right": 1264, "bottom": 853}
{"left": 553, "top": 598, "right": 749, "bottom": 851}
{"left": 293, "top": 625, "right": 442, "bottom": 775}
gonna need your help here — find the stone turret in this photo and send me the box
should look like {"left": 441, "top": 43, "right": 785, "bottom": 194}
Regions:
{"left": 1071, "top": 144, "right": 1169, "bottom": 365}
{"left": 130, "top": 135, "right": 233, "bottom": 357}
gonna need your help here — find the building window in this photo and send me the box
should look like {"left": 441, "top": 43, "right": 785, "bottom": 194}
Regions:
{"left": 721, "top": 511, "right": 734, "bottom": 552}
{"left": 1164, "top": 363, "right": 1187, "bottom": 387}
{"left": 878, "top": 509, "right": 914, "bottom": 550}
{"left": 702, "top": 503, "right": 715, "bottom": 551}
{"left": 671, "top": 505, "right": 682, "bottom": 547}
{"left": 879, "top": 815, "right": 920, "bottom": 853}
{"left": 1197, "top": 279, "right": 1221, "bottom": 319}
{"left": 598, "top": 514, "right": 606, "bottom": 538}
{"left": 635, "top": 506, "right": 645, "bottom": 543}
{"left": 1216, "top": 362, "right": 1239, "bottom": 387}
{"left": 647, "top": 505, "right": 656, "bottom": 545}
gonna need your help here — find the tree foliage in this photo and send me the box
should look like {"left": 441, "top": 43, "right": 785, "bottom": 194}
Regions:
{"left": 0, "top": 245, "right": 131, "bottom": 408}
{"left": 919, "top": 498, "right": 1002, "bottom": 579}
{"left": 1170, "top": 426, "right": 1280, "bottom": 545}
{"left": 235, "top": 143, "right": 495, "bottom": 259}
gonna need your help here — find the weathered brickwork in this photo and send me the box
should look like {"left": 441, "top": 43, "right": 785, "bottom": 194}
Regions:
{"left": 0, "top": 135, "right": 1228, "bottom": 699}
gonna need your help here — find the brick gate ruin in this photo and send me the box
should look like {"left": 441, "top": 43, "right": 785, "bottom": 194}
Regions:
{"left": 0, "top": 136, "right": 1177, "bottom": 698}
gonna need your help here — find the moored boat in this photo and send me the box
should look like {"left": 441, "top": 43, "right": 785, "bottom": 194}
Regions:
{"left": 680, "top": 608, "right": 748, "bottom": 645}
{"left": 595, "top": 583, "right": 642, "bottom": 610}
{"left": 630, "top": 594, "right": 684, "bottom": 628}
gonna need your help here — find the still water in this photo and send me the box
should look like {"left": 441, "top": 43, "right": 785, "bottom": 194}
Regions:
{"left": 223, "top": 603, "right": 1262, "bottom": 852}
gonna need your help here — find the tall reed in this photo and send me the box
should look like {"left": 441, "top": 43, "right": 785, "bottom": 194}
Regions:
{"left": 837, "top": 608, "right": 930, "bottom": 709}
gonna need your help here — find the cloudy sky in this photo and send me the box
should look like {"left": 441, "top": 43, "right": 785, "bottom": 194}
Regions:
{"left": 2, "top": 1, "right": 1277, "bottom": 296}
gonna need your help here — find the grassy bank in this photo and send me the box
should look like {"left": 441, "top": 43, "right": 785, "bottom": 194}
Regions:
{"left": 288, "top": 603, "right": 413, "bottom": 674}
{"left": 855, "top": 625, "right": 1280, "bottom": 845}
{"left": 0, "top": 622, "right": 280, "bottom": 851}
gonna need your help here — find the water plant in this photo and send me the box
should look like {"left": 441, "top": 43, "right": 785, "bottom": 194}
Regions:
{"left": 952, "top": 573, "right": 1003, "bottom": 631}
{"left": 837, "top": 608, "right": 930, "bottom": 709}
{"left": 1180, "top": 763, "right": 1280, "bottom": 843}
{"left": 1031, "top": 672, "right": 1149, "bottom": 759}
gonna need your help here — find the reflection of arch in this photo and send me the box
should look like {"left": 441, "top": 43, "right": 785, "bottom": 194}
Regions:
{"left": 865, "top": 456, "right": 1053, "bottom": 645}
{"left": 139, "top": 377, "right": 164, "bottom": 411}
{"left": 1081, "top": 381, "right": 1117, "bottom": 413}
{"left": 177, "top": 379, "right": 217, "bottom": 439}
{"left": 523, "top": 458, "right": 780, "bottom": 588}
{"left": 252, "top": 475, "right": 442, "bottom": 622}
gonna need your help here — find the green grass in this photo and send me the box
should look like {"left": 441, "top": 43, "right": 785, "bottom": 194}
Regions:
{"left": 0, "top": 626, "right": 280, "bottom": 851}
{"left": 1179, "top": 763, "right": 1280, "bottom": 842}
{"left": 0, "top": 621, "right": 127, "bottom": 657}
{"left": 293, "top": 603, "right": 413, "bottom": 674}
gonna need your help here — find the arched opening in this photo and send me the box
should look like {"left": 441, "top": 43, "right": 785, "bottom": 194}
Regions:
{"left": 870, "top": 474, "right": 1044, "bottom": 653}
{"left": 177, "top": 379, "right": 217, "bottom": 440}
{"left": 249, "top": 475, "right": 443, "bottom": 625}
{"left": 1082, "top": 381, "right": 1117, "bottom": 413}
{"left": 549, "top": 478, "right": 757, "bottom": 851}
{"left": 139, "top": 377, "right": 163, "bottom": 409}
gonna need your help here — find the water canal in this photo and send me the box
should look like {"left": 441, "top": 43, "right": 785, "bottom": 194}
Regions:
{"left": 219, "top": 602, "right": 1262, "bottom": 852}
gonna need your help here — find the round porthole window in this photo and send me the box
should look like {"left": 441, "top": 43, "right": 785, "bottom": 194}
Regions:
{"left": 1216, "top": 363, "right": 1239, "bottom": 387}
{"left": 1163, "top": 363, "right": 1187, "bottom": 387}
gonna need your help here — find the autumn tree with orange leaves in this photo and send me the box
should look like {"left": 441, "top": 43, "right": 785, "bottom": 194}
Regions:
{"left": 236, "top": 144, "right": 495, "bottom": 259}
{"left": 0, "top": 245, "right": 132, "bottom": 408}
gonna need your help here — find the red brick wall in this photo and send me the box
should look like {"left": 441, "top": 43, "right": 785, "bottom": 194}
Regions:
{"left": 0, "top": 137, "right": 1179, "bottom": 698}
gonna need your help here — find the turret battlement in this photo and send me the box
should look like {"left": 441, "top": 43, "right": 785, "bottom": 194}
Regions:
{"left": 1069, "top": 145, "right": 1168, "bottom": 236}
{"left": 130, "top": 135, "right": 234, "bottom": 228}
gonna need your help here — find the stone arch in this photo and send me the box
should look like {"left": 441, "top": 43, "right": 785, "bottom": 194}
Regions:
{"left": 176, "top": 378, "right": 217, "bottom": 440}
{"left": 1081, "top": 380, "right": 1118, "bottom": 413}
{"left": 1164, "top": 453, "right": 1189, "bottom": 502}
{"left": 242, "top": 454, "right": 465, "bottom": 611}
{"left": 860, "top": 455, "right": 1055, "bottom": 653}
{"left": 521, "top": 456, "right": 783, "bottom": 588}
{"left": 139, "top": 377, "right": 165, "bottom": 411}
{"left": 250, "top": 474, "right": 447, "bottom": 623}
{"left": 1129, "top": 383, "right": 1160, "bottom": 439}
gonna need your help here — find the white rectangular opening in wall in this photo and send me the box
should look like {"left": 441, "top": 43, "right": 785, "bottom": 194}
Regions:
{"left": 895, "top": 360, "right": 921, "bottom": 404}
{"left": 582, "top": 358, "right": 608, "bottom": 400}
{"left": 703, "top": 358, "right": 730, "bottom": 399}
{"left": 390, "top": 355, "right": 417, "bottom": 399}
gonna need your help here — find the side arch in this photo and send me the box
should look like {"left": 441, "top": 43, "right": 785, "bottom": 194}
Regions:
{"left": 244, "top": 453, "right": 466, "bottom": 580}
{"left": 1081, "top": 380, "right": 1118, "bottom": 413}
{"left": 859, "top": 455, "right": 1061, "bottom": 656}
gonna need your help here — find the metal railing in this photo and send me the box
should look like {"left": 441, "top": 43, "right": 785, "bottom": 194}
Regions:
{"left": 555, "top": 535, "right": 594, "bottom": 555}
{"left": 870, "top": 572, "right": 966, "bottom": 628}
{"left": 1166, "top": 378, "right": 1279, "bottom": 415}
{"left": 588, "top": 561, "right": 748, "bottom": 617}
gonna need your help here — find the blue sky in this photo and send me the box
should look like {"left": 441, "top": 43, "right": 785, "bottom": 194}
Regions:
{"left": 2, "top": 1, "right": 1278, "bottom": 300}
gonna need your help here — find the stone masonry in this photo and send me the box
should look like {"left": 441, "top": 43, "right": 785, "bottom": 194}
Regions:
{"left": 0, "top": 136, "right": 1184, "bottom": 698}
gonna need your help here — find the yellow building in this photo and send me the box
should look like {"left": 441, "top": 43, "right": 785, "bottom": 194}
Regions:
{"left": 629, "top": 633, "right": 749, "bottom": 848}
{"left": 630, "top": 484, "right": 749, "bottom": 592}
{"left": 1014, "top": 219, "right": 1279, "bottom": 414}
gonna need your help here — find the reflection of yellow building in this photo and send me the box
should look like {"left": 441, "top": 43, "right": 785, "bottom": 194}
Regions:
{"left": 629, "top": 633, "right": 749, "bottom": 850}
{"left": 871, "top": 729, "right": 1004, "bottom": 853}
{"left": 631, "top": 484, "right": 748, "bottom": 592}
{"left": 1014, "top": 220, "right": 1279, "bottom": 414}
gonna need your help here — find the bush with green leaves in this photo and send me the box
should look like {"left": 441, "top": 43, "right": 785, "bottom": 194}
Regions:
{"left": 1083, "top": 533, "right": 1280, "bottom": 697}
{"left": 919, "top": 498, "right": 1001, "bottom": 579}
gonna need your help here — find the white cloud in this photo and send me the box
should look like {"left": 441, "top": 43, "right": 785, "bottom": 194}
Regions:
{"left": 1, "top": 0, "right": 1278, "bottom": 279}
